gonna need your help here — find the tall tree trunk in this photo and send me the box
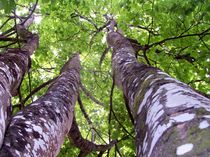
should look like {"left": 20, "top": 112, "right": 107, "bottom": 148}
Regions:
{"left": 107, "top": 31, "right": 210, "bottom": 156}
{"left": 0, "top": 54, "right": 81, "bottom": 157}
{"left": 0, "top": 25, "right": 38, "bottom": 148}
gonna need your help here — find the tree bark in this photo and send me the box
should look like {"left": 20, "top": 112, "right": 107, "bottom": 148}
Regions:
{"left": 0, "top": 27, "right": 38, "bottom": 148}
{"left": 107, "top": 31, "right": 210, "bottom": 157}
{"left": 0, "top": 54, "right": 81, "bottom": 157}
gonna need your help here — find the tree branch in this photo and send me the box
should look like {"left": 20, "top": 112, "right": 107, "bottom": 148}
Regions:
{"left": 80, "top": 83, "right": 105, "bottom": 107}
{"left": 71, "top": 10, "right": 98, "bottom": 30}
{"left": 149, "top": 27, "right": 210, "bottom": 48}
{"left": 129, "top": 24, "right": 160, "bottom": 36}
{"left": 22, "top": 77, "right": 57, "bottom": 104}
{"left": 20, "top": 0, "right": 38, "bottom": 27}
{"left": 77, "top": 95, "right": 107, "bottom": 144}
{"left": 0, "top": 17, "right": 14, "bottom": 30}
{"left": 68, "top": 116, "right": 117, "bottom": 156}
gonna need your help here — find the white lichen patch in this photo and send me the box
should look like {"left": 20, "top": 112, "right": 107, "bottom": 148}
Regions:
{"left": 164, "top": 85, "right": 201, "bottom": 108}
{"left": 199, "top": 120, "right": 209, "bottom": 129}
{"left": 176, "top": 143, "right": 193, "bottom": 155}
{"left": 13, "top": 63, "right": 21, "bottom": 81}
{"left": 133, "top": 77, "right": 138, "bottom": 84}
{"left": 145, "top": 74, "right": 154, "bottom": 81}
{"left": 33, "top": 125, "right": 43, "bottom": 134}
{"left": 149, "top": 80, "right": 210, "bottom": 112}
{"left": 25, "top": 143, "right": 31, "bottom": 151}
{"left": 25, "top": 128, "right": 32, "bottom": 132}
{"left": 24, "top": 121, "right": 31, "bottom": 125}
{"left": 142, "top": 132, "right": 148, "bottom": 152}
{"left": 55, "top": 107, "right": 60, "bottom": 113}
{"left": 203, "top": 115, "right": 210, "bottom": 119}
{"left": 14, "top": 115, "right": 26, "bottom": 119}
{"left": 40, "top": 118, "right": 47, "bottom": 122}
{"left": 42, "top": 133, "right": 49, "bottom": 141}
{"left": 0, "top": 64, "right": 14, "bottom": 84}
{"left": 33, "top": 138, "right": 47, "bottom": 155}
{"left": 0, "top": 107, "right": 6, "bottom": 146}
{"left": 147, "top": 104, "right": 164, "bottom": 125}
{"left": 30, "top": 103, "right": 40, "bottom": 106}
{"left": 43, "top": 101, "right": 52, "bottom": 105}
{"left": 170, "top": 113, "right": 195, "bottom": 123}
{"left": 15, "top": 150, "right": 21, "bottom": 156}
{"left": 147, "top": 121, "right": 172, "bottom": 157}
{"left": 157, "top": 71, "right": 169, "bottom": 76}
{"left": 137, "top": 88, "right": 153, "bottom": 114}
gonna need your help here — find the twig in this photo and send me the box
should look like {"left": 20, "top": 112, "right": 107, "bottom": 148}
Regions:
{"left": 0, "top": 36, "right": 24, "bottom": 42}
{"left": 187, "top": 79, "right": 204, "bottom": 85}
{"left": 143, "top": 49, "right": 151, "bottom": 65}
{"left": 4, "top": 31, "right": 16, "bottom": 37}
{"left": 200, "top": 37, "right": 210, "bottom": 51}
{"left": 129, "top": 24, "right": 159, "bottom": 36}
{"left": 89, "top": 21, "right": 111, "bottom": 47}
{"left": 115, "top": 144, "right": 123, "bottom": 157}
{"left": 0, "top": 42, "right": 17, "bottom": 48}
{"left": 107, "top": 77, "right": 115, "bottom": 156}
{"left": 0, "top": 17, "right": 14, "bottom": 30}
{"left": 80, "top": 83, "right": 105, "bottom": 107}
{"left": 78, "top": 95, "right": 107, "bottom": 143}
{"left": 17, "top": 86, "right": 23, "bottom": 110}
{"left": 147, "top": 0, "right": 155, "bottom": 45}
{"left": 13, "top": 9, "right": 21, "bottom": 49}
{"left": 123, "top": 94, "right": 134, "bottom": 124}
{"left": 71, "top": 10, "right": 98, "bottom": 30}
{"left": 21, "top": 0, "right": 38, "bottom": 26}
{"left": 111, "top": 102, "right": 134, "bottom": 138}
{"left": 27, "top": 71, "right": 33, "bottom": 102}
{"left": 99, "top": 46, "right": 110, "bottom": 66}
{"left": 109, "top": 77, "right": 134, "bottom": 139}
{"left": 78, "top": 95, "right": 93, "bottom": 127}
{"left": 22, "top": 77, "right": 57, "bottom": 104}
{"left": 97, "top": 151, "right": 105, "bottom": 157}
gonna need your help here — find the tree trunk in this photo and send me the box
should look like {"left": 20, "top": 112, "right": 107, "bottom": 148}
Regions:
{"left": 0, "top": 27, "right": 38, "bottom": 148}
{"left": 107, "top": 31, "right": 210, "bottom": 157}
{"left": 0, "top": 54, "right": 81, "bottom": 157}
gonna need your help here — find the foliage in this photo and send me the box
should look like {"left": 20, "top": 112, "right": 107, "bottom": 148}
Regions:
{"left": 0, "top": 0, "right": 15, "bottom": 13}
{"left": 0, "top": 0, "right": 209, "bottom": 156}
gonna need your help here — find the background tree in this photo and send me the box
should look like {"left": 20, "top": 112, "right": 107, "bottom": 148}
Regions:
{"left": 0, "top": 14, "right": 38, "bottom": 148}
{"left": 0, "top": 53, "right": 81, "bottom": 156}
{"left": 0, "top": 0, "right": 209, "bottom": 156}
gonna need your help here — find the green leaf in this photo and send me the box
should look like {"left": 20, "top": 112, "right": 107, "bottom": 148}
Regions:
{"left": 0, "top": 0, "right": 15, "bottom": 13}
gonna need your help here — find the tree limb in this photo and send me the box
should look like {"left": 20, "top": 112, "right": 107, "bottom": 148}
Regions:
{"left": 80, "top": 83, "right": 105, "bottom": 107}
{"left": 68, "top": 116, "right": 117, "bottom": 156}
{"left": 149, "top": 27, "right": 210, "bottom": 48}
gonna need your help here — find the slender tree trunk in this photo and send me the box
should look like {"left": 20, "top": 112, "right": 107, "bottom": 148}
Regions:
{"left": 107, "top": 31, "right": 210, "bottom": 157}
{"left": 0, "top": 54, "right": 81, "bottom": 157}
{"left": 0, "top": 26, "right": 38, "bottom": 148}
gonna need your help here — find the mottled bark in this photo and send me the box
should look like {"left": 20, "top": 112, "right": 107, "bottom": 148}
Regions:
{"left": 0, "top": 26, "right": 38, "bottom": 148}
{"left": 107, "top": 31, "right": 210, "bottom": 157}
{"left": 0, "top": 54, "right": 80, "bottom": 157}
